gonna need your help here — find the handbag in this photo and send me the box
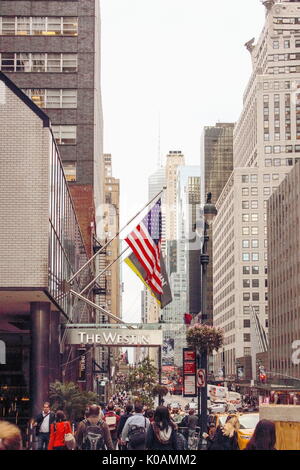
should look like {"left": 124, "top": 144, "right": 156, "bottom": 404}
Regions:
{"left": 63, "top": 422, "right": 76, "bottom": 450}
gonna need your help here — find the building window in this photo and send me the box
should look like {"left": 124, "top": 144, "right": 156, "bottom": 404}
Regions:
{"left": 250, "top": 175, "right": 257, "bottom": 183}
{"left": 265, "top": 146, "right": 272, "bottom": 154}
{"left": 263, "top": 174, "right": 270, "bottom": 183}
{"left": 273, "top": 41, "right": 279, "bottom": 49}
{"left": 242, "top": 175, "right": 249, "bottom": 183}
{"left": 23, "top": 89, "right": 77, "bottom": 108}
{"left": 263, "top": 187, "right": 271, "bottom": 196}
{"left": 242, "top": 227, "right": 250, "bottom": 235}
{"left": 244, "top": 334, "right": 251, "bottom": 342}
{"left": 251, "top": 227, "right": 258, "bottom": 235}
{"left": 252, "top": 253, "right": 259, "bottom": 261}
{"left": 242, "top": 214, "right": 249, "bottom": 222}
{"left": 244, "top": 320, "right": 251, "bottom": 328}
{"left": 284, "top": 40, "right": 290, "bottom": 49}
{"left": 243, "top": 306, "right": 250, "bottom": 315}
{"left": 252, "top": 266, "right": 259, "bottom": 274}
{"left": 52, "top": 125, "right": 77, "bottom": 145}
{"left": 62, "top": 162, "right": 76, "bottom": 182}
{"left": 242, "top": 201, "right": 249, "bottom": 209}
{"left": 251, "top": 187, "right": 258, "bottom": 196}
{"left": 252, "top": 292, "right": 259, "bottom": 301}
{"left": 242, "top": 253, "right": 250, "bottom": 262}
{"left": 265, "top": 159, "right": 272, "bottom": 167}
{"left": 242, "top": 188, "right": 249, "bottom": 196}
{"left": 243, "top": 280, "right": 250, "bottom": 288}
{"left": 243, "top": 293, "right": 250, "bottom": 301}
{"left": 272, "top": 173, "right": 279, "bottom": 181}
{"left": 252, "top": 279, "right": 259, "bottom": 288}
{"left": 243, "top": 266, "right": 250, "bottom": 275}
{"left": 251, "top": 200, "right": 258, "bottom": 209}
{"left": 242, "top": 240, "right": 250, "bottom": 248}
{"left": 244, "top": 347, "right": 251, "bottom": 356}
{"left": 0, "top": 16, "right": 78, "bottom": 36}
{"left": 252, "top": 239, "right": 259, "bottom": 248}
{"left": 251, "top": 214, "right": 258, "bottom": 222}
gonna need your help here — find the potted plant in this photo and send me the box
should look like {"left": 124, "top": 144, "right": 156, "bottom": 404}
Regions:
{"left": 186, "top": 323, "right": 224, "bottom": 354}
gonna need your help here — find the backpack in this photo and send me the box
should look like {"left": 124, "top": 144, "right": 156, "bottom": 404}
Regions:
{"left": 105, "top": 415, "right": 117, "bottom": 432}
{"left": 128, "top": 418, "right": 147, "bottom": 448}
{"left": 81, "top": 419, "right": 105, "bottom": 450}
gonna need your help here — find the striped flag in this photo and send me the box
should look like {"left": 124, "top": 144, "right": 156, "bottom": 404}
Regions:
{"left": 125, "top": 199, "right": 163, "bottom": 295}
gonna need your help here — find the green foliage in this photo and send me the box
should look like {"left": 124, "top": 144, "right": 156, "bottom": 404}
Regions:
{"left": 116, "top": 357, "right": 158, "bottom": 408}
{"left": 186, "top": 323, "right": 224, "bottom": 354}
{"left": 49, "top": 381, "right": 99, "bottom": 421}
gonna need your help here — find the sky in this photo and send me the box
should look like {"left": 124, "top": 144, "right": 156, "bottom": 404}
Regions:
{"left": 101, "top": 0, "right": 266, "bottom": 323}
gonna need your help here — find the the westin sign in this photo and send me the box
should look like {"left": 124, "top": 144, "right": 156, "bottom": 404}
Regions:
{"left": 67, "top": 329, "right": 163, "bottom": 347}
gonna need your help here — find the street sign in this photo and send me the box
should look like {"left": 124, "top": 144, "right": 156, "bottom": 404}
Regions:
{"left": 67, "top": 328, "right": 163, "bottom": 346}
{"left": 183, "top": 348, "right": 197, "bottom": 397}
{"left": 197, "top": 368, "right": 206, "bottom": 388}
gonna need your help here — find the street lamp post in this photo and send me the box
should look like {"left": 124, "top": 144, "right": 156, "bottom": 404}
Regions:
{"left": 199, "top": 193, "right": 217, "bottom": 437}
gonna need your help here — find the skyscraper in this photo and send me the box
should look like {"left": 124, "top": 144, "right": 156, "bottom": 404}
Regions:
{"left": 212, "top": 0, "right": 300, "bottom": 386}
{"left": 201, "top": 123, "right": 234, "bottom": 324}
{"left": 0, "top": 0, "right": 104, "bottom": 255}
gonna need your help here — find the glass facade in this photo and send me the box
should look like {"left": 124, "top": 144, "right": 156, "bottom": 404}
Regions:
{"left": 49, "top": 136, "right": 91, "bottom": 320}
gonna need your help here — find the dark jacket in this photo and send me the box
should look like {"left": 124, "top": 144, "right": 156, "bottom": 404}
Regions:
{"left": 117, "top": 412, "right": 133, "bottom": 438}
{"left": 35, "top": 412, "right": 56, "bottom": 435}
{"left": 146, "top": 422, "right": 178, "bottom": 450}
{"left": 208, "top": 427, "right": 239, "bottom": 451}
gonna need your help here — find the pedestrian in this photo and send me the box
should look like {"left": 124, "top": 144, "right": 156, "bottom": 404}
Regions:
{"left": 103, "top": 402, "right": 120, "bottom": 449}
{"left": 146, "top": 406, "right": 178, "bottom": 450}
{"left": 208, "top": 415, "right": 240, "bottom": 450}
{"left": 202, "top": 423, "right": 217, "bottom": 450}
{"left": 245, "top": 419, "right": 276, "bottom": 450}
{"left": 75, "top": 404, "right": 114, "bottom": 450}
{"left": 48, "top": 410, "right": 74, "bottom": 450}
{"left": 0, "top": 421, "right": 22, "bottom": 450}
{"left": 117, "top": 403, "right": 134, "bottom": 450}
{"left": 121, "top": 401, "right": 150, "bottom": 450}
{"left": 34, "top": 401, "right": 56, "bottom": 450}
{"left": 144, "top": 409, "right": 155, "bottom": 423}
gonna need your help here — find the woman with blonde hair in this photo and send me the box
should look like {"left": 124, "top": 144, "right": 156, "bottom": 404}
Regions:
{"left": 0, "top": 420, "right": 22, "bottom": 450}
{"left": 208, "top": 415, "right": 240, "bottom": 450}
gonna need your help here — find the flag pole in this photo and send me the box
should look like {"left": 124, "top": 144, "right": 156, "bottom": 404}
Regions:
{"left": 69, "top": 289, "right": 134, "bottom": 328}
{"left": 67, "top": 187, "right": 166, "bottom": 284}
{"left": 80, "top": 246, "right": 129, "bottom": 295}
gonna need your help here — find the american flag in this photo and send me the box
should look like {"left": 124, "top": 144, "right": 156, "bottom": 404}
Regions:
{"left": 125, "top": 199, "right": 163, "bottom": 295}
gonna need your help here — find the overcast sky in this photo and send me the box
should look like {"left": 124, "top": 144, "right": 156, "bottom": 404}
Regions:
{"left": 101, "top": 0, "right": 266, "bottom": 323}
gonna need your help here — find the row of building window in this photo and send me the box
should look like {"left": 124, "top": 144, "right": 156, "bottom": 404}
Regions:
{"left": 0, "top": 16, "right": 78, "bottom": 36}
{"left": 242, "top": 279, "right": 267, "bottom": 288}
{"left": 243, "top": 266, "right": 265, "bottom": 275}
{"left": 265, "top": 158, "right": 297, "bottom": 166}
{"left": 268, "top": 53, "right": 300, "bottom": 61}
{"left": 23, "top": 89, "right": 77, "bottom": 108}
{"left": 265, "top": 144, "right": 300, "bottom": 154}
{"left": 241, "top": 174, "right": 283, "bottom": 183}
{"left": 242, "top": 239, "right": 267, "bottom": 249}
{"left": 242, "top": 187, "right": 274, "bottom": 196}
{"left": 52, "top": 125, "right": 76, "bottom": 145}
{"left": 267, "top": 65, "right": 300, "bottom": 74}
{"left": 263, "top": 80, "right": 291, "bottom": 90}
{"left": 242, "top": 253, "right": 260, "bottom": 262}
{"left": 273, "top": 17, "right": 300, "bottom": 26}
{"left": 242, "top": 227, "right": 267, "bottom": 236}
{"left": 0, "top": 53, "right": 77, "bottom": 73}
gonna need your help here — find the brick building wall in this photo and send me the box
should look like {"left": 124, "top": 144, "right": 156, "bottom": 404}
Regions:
{"left": 0, "top": 81, "right": 49, "bottom": 288}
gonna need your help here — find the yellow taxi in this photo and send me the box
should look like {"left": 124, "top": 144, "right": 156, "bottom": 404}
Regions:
{"left": 213, "top": 413, "right": 259, "bottom": 450}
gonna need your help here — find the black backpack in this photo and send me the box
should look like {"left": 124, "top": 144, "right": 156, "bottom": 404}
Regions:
{"left": 81, "top": 419, "right": 105, "bottom": 450}
{"left": 128, "top": 418, "right": 147, "bottom": 448}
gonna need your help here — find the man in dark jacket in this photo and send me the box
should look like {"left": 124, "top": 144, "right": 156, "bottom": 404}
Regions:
{"left": 117, "top": 404, "right": 133, "bottom": 450}
{"left": 34, "top": 402, "right": 56, "bottom": 450}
